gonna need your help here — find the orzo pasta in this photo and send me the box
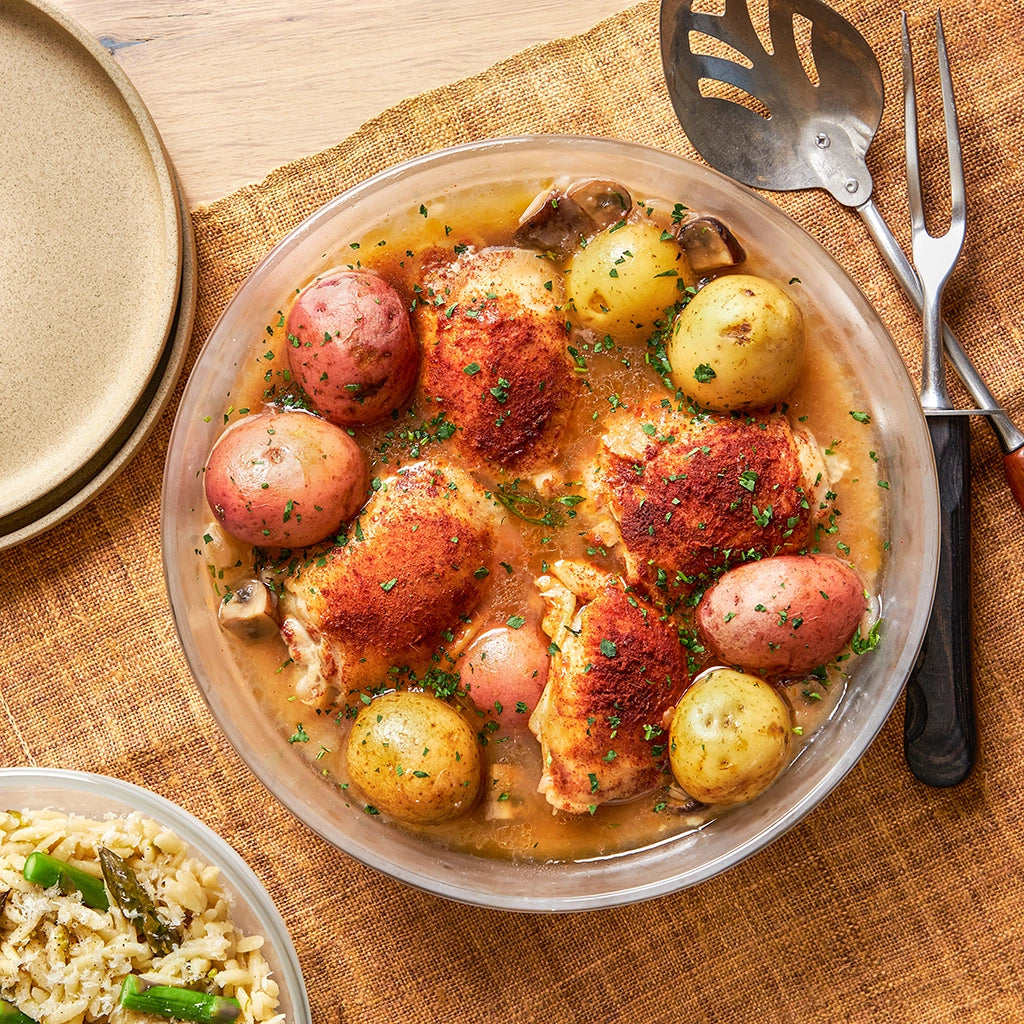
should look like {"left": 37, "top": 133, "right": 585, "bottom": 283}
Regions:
{"left": 0, "top": 809, "right": 284, "bottom": 1024}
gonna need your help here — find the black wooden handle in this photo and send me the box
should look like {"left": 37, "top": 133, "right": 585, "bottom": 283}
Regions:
{"left": 903, "top": 413, "right": 977, "bottom": 787}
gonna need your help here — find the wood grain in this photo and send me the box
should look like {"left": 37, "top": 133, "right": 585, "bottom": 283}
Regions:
{"left": 903, "top": 413, "right": 977, "bottom": 788}
{"left": 52, "top": 0, "right": 637, "bottom": 206}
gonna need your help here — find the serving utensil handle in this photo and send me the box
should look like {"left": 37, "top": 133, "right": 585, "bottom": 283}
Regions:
{"left": 903, "top": 412, "right": 977, "bottom": 787}
{"left": 1003, "top": 446, "right": 1024, "bottom": 509}
{"left": 857, "top": 199, "right": 1024, "bottom": 463}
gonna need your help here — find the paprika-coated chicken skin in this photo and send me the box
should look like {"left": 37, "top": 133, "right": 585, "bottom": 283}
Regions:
{"left": 586, "top": 399, "right": 830, "bottom": 592}
{"left": 529, "top": 561, "right": 689, "bottom": 814}
{"left": 415, "top": 246, "right": 581, "bottom": 473}
{"left": 280, "top": 460, "right": 502, "bottom": 706}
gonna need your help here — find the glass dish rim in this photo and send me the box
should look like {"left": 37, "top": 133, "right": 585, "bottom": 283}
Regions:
{"left": 161, "top": 133, "right": 940, "bottom": 912}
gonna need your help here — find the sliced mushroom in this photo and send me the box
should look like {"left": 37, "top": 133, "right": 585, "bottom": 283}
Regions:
{"left": 514, "top": 178, "right": 633, "bottom": 258}
{"left": 564, "top": 178, "right": 632, "bottom": 232}
{"left": 219, "top": 580, "right": 280, "bottom": 640}
{"left": 513, "top": 189, "right": 594, "bottom": 257}
{"left": 664, "top": 783, "right": 707, "bottom": 817}
{"left": 676, "top": 216, "right": 746, "bottom": 275}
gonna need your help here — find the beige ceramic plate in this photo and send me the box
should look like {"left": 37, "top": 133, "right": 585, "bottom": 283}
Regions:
{"left": 0, "top": 172, "right": 196, "bottom": 551}
{"left": 0, "top": 0, "right": 181, "bottom": 523}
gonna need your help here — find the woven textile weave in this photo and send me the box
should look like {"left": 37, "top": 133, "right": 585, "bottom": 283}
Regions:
{"left": 3, "top": 2, "right": 1023, "bottom": 1020}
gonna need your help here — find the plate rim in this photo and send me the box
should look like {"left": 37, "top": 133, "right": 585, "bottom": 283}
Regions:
{"left": 0, "top": 0, "right": 183, "bottom": 522}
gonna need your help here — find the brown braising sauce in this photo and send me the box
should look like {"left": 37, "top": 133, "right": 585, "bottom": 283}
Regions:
{"left": 204, "top": 180, "right": 886, "bottom": 862}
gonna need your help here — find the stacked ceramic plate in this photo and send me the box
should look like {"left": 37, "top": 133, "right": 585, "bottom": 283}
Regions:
{"left": 0, "top": 0, "right": 196, "bottom": 551}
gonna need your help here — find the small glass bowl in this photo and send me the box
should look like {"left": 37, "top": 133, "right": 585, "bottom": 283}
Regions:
{"left": 162, "top": 135, "right": 938, "bottom": 911}
{"left": 0, "top": 767, "right": 310, "bottom": 1022}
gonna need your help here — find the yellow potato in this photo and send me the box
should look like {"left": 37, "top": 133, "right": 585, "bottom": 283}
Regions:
{"left": 669, "top": 668, "right": 792, "bottom": 805}
{"left": 345, "top": 691, "right": 482, "bottom": 825}
{"left": 566, "top": 219, "right": 693, "bottom": 343}
{"left": 667, "top": 273, "right": 804, "bottom": 410}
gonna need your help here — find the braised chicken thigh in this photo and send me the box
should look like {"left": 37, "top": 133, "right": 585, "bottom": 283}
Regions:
{"left": 280, "top": 460, "right": 503, "bottom": 706}
{"left": 415, "top": 246, "right": 581, "bottom": 473}
{"left": 585, "top": 399, "right": 830, "bottom": 591}
{"left": 529, "top": 560, "right": 690, "bottom": 814}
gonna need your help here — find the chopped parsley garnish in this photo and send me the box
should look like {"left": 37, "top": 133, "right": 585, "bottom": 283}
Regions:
{"left": 851, "top": 620, "right": 883, "bottom": 655}
{"left": 738, "top": 469, "right": 758, "bottom": 492}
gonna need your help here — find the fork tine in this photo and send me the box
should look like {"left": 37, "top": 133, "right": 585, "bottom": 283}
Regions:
{"left": 935, "top": 10, "right": 967, "bottom": 236}
{"left": 902, "top": 10, "right": 966, "bottom": 246}
{"left": 903, "top": 8, "right": 968, "bottom": 409}
{"left": 900, "top": 12, "right": 926, "bottom": 238}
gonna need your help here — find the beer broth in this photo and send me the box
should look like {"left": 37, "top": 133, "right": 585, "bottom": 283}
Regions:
{"left": 201, "top": 178, "right": 886, "bottom": 862}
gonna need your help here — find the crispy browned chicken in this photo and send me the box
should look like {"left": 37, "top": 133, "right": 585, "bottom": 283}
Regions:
{"left": 415, "top": 246, "right": 581, "bottom": 473}
{"left": 529, "top": 560, "right": 689, "bottom": 814}
{"left": 280, "top": 460, "right": 504, "bottom": 706}
{"left": 585, "top": 399, "right": 830, "bottom": 592}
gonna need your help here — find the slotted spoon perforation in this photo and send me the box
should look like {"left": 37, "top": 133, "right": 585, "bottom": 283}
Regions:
{"left": 664, "top": 0, "right": 883, "bottom": 204}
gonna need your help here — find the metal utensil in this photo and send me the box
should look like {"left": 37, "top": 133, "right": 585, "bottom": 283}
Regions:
{"left": 659, "top": 0, "right": 1024, "bottom": 507}
{"left": 900, "top": 8, "right": 976, "bottom": 786}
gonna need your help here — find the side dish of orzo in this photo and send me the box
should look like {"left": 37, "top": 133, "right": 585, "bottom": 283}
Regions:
{"left": 0, "top": 808, "right": 285, "bottom": 1024}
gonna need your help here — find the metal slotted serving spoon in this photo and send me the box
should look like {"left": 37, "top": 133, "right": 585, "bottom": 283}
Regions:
{"left": 659, "top": 0, "right": 1024, "bottom": 506}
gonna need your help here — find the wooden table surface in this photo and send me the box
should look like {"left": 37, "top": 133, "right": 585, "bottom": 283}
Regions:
{"left": 52, "top": 0, "right": 636, "bottom": 208}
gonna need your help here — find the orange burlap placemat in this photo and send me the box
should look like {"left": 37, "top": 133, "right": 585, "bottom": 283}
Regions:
{"left": 4, "top": 1, "right": 1024, "bottom": 1020}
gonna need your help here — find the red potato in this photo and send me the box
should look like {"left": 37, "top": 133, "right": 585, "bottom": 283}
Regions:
{"left": 205, "top": 411, "right": 370, "bottom": 548}
{"left": 461, "top": 625, "right": 549, "bottom": 727}
{"left": 696, "top": 554, "right": 868, "bottom": 676}
{"left": 286, "top": 269, "right": 419, "bottom": 425}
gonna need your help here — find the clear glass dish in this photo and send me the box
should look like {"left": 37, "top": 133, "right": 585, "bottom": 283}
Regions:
{"left": 0, "top": 768, "right": 310, "bottom": 1021}
{"left": 162, "top": 135, "right": 938, "bottom": 911}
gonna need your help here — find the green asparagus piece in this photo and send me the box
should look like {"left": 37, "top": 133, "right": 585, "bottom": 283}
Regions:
{"left": 119, "top": 975, "right": 240, "bottom": 1023}
{"left": 99, "top": 848, "right": 180, "bottom": 956}
{"left": 0, "top": 998, "right": 37, "bottom": 1024}
{"left": 21, "top": 852, "right": 109, "bottom": 911}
